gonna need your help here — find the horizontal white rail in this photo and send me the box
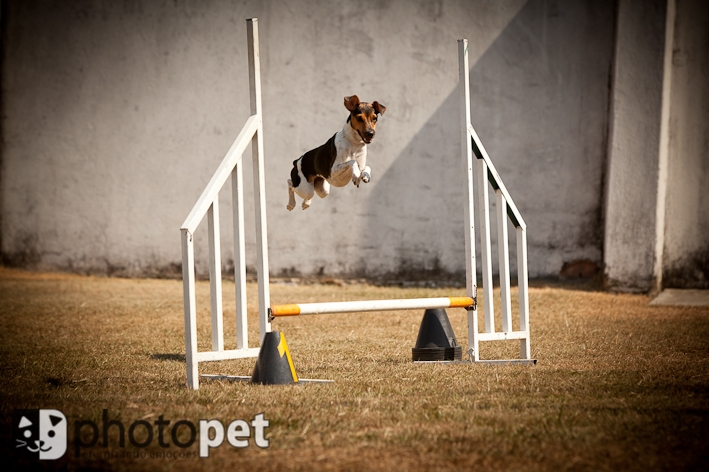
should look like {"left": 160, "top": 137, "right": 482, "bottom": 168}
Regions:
{"left": 467, "top": 123, "right": 526, "bottom": 230}
{"left": 270, "top": 296, "right": 475, "bottom": 317}
{"left": 476, "top": 331, "right": 528, "bottom": 341}
{"left": 181, "top": 114, "right": 260, "bottom": 234}
{"left": 195, "top": 347, "right": 262, "bottom": 362}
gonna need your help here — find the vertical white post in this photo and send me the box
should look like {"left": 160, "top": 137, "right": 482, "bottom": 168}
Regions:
{"left": 516, "top": 226, "right": 531, "bottom": 359}
{"left": 653, "top": 0, "right": 676, "bottom": 293}
{"left": 458, "top": 39, "right": 479, "bottom": 361}
{"left": 181, "top": 229, "right": 199, "bottom": 390}
{"left": 248, "top": 18, "right": 272, "bottom": 341}
{"left": 207, "top": 200, "right": 224, "bottom": 351}
{"left": 496, "top": 190, "right": 513, "bottom": 332}
{"left": 232, "top": 164, "right": 248, "bottom": 350}
{"left": 475, "top": 158, "right": 495, "bottom": 333}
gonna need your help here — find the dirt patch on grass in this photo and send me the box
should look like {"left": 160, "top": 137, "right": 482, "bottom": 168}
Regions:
{"left": 1, "top": 267, "right": 708, "bottom": 471}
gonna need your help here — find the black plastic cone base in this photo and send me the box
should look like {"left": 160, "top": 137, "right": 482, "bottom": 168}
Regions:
{"left": 412, "top": 346, "right": 462, "bottom": 361}
{"left": 251, "top": 331, "right": 299, "bottom": 385}
{"left": 412, "top": 308, "right": 462, "bottom": 362}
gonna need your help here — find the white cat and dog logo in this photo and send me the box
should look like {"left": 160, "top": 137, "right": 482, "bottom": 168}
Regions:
{"left": 13, "top": 409, "right": 67, "bottom": 460}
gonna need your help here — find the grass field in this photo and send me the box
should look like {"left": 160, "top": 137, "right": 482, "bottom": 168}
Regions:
{"left": 1, "top": 267, "right": 708, "bottom": 471}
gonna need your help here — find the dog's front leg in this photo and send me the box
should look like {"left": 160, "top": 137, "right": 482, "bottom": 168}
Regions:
{"left": 350, "top": 162, "right": 365, "bottom": 187}
{"left": 360, "top": 165, "right": 372, "bottom": 184}
{"left": 328, "top": 160, "right": 357, "bottom": 188}
{"left": 352, "top": 163, "right": 373, "bottom": 187}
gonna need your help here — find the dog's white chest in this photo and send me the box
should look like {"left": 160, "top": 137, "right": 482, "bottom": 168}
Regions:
{"left": 328, "top": 132, "right": 367, "bottom": 187}
{"left": 334, "top": 129, "right": 366, "bottom": 165}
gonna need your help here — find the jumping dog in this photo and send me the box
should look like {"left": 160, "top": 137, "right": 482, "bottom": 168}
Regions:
{"left": 287, "top": 95, "right": 386, "bottom": 210}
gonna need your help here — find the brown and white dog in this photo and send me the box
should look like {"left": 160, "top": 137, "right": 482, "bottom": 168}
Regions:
{"left": 287, "top": 95, "right": 386, "bottom": 210}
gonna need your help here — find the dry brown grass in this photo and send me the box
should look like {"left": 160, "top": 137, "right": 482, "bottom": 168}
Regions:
{"left": 1, "top": 267, "right": 708, "bottom": 471}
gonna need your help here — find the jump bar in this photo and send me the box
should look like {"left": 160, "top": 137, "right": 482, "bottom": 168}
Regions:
{"left": 270, "top": 296, "right": 475, "bottom": 317}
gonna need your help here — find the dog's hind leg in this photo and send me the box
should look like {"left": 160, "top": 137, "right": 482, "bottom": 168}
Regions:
{"left": 293, "top": 180, "right": 315, "bottom": 210}
{"left": 314, "top": 177, "right": 330, "bottom": 198}
{"left": 288, "top": 156, "right": 315, "bottom": 210}
{"left": 287, "top": 179, "right": 297, "bottom": 211}
{"left": 301, "top": 192, "right": 314, "bottom": 209}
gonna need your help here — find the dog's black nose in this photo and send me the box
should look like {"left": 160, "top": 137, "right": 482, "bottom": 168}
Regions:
{"left": 364, "top": 130, "right": 375, "bottom": 139}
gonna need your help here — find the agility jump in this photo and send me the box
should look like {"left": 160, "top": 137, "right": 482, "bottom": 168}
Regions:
{"left": 180, "top": 19, "right": 533, "bottom": 390}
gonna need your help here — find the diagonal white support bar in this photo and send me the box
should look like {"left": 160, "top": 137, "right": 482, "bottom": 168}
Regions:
{"left": 468, "top": 124, "right": 526, "bottom": 230}
{"left": 181, "top": 115, "right": 258, "bottom": 235}
{"left": 207, "top": 200, "right": 224, "bottom": 352}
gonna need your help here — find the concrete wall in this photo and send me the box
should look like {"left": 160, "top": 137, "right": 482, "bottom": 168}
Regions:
{"left": 662, "top": 0, "right": 709, "bottom": 288}
{"left": 603, "top": 0, "right": 668, "bottom": 292}
{"left": 1, "top": 0, "right": 618, "bottom": 283}
{"left": 604, "top": 0, "right": 709, "bottom": 291}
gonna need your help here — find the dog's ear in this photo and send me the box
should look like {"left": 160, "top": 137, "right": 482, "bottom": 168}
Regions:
{"left": 372, "top": 101, "right": 387, "bottom": 115}
{"left": 344, "top": 95, "right": 360, "bottom": 112}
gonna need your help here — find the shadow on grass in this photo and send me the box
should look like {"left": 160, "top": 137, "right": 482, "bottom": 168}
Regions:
{"left": 151, "top": 353, "right": 185, "bottom": 362}
{"left": 529, "top": 275, "right": 606, "bottom": 292}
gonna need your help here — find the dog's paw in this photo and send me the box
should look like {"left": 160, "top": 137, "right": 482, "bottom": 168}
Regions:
{"left": 287, "top": 203, "right": 295, "bottom": 211}
{"left": 302, "top": 200, "right": 311, "bottom": 210}
{"left": 361, "top": 172, "right": 370, "bottom": 184}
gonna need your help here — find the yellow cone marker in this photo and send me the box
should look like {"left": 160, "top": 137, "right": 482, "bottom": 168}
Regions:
{"left": 250, "top": 331, "right": 299, "bottom": 385}
{"left": 277, "top": 333, "right": 298, "bottom": 383}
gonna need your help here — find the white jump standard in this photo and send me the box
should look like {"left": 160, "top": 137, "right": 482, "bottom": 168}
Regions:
{"left": 459, "top": 38, "right": 532, "bottom": 362}
{"left": 180, "top": 20, "right": 534, "bottom": 390}
{"left": 180, "top": 19, "right": 270, "bottom": 390}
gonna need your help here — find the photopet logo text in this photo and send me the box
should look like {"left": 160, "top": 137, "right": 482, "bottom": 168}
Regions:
{"left": 12, "top": 409, "right": 270, "bottom": 460}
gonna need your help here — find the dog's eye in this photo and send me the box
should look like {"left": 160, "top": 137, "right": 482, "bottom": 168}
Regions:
{"left": 372, "top": 116, "right": 378, "bottom": 122}
{"left": 356, "top": 115, "right": 364, "bottom": 122}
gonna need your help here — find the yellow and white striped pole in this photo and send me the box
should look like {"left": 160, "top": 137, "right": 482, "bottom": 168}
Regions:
{"left": 270, "top": 296, "right": 475, "bottom": 318}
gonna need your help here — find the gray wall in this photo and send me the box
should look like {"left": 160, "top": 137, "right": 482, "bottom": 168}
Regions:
{"left": 603, "top": 0, "right": 668, "bottom": 292}
{"left": 1, "top": 0, "right": 705, "bottom": 289}
{"left": 662, "top": 0, "right": 709, "bottom": 288}
{"left": 603, "top": 0, "right": 709, "bottom": 291}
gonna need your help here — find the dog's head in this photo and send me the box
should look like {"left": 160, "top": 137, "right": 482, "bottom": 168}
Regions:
{"left": 344, "top": 95, "right": 386, "bottom": 144}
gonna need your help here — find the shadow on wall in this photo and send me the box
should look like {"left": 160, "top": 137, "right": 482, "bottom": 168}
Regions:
{"left": 362, "top": 0, "right": 613, "bottom": 282}
{"left": 361, "top": 89, "right": 465, "bottom": 283}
